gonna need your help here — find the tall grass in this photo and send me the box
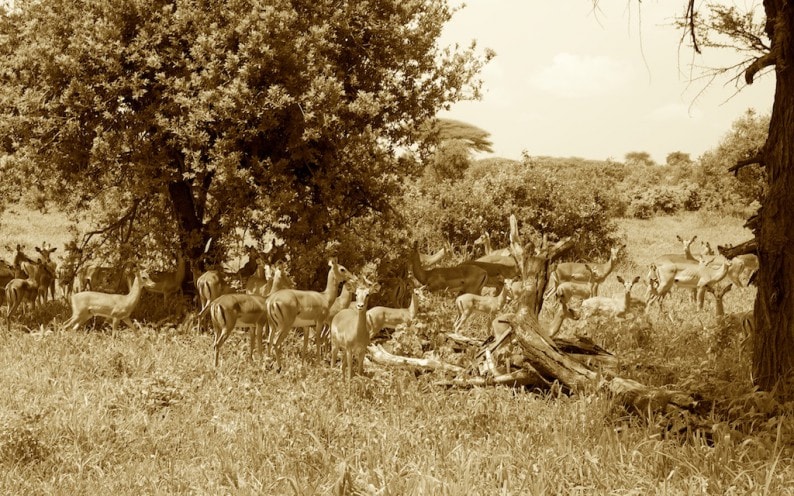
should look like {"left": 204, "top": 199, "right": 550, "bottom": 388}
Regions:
{"left": 0, "top": 210, "right": 792, "bottom": 494}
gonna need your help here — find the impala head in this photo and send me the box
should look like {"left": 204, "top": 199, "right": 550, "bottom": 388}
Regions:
{"left": 329, "top": 258, "right": 356, "bottom": 284}
{"left": 354, "top": 279, "right": 380, "bottom": 310}
{"left": 610, "top": 244, "right": 624, "bottom": 260}
{"left": 616, "top": 275, "right": 641, "bottom": 292}
{"left": 12, "top": 244, "right": 33, "bottom": 267}
{"left": 473, "top": 232, "right": 489, "bottom": 245}
{"left": 36, "top": 242, "right": 57, "bottom": 263}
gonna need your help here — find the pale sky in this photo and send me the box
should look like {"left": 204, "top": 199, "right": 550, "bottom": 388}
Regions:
{"left": 439, "top": 1, "right": 775, "bottom": 163}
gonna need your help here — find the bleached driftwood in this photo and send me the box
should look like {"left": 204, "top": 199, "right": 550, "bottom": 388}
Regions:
{"left": 367, "top": 344, "right": 464, "bottom": 374}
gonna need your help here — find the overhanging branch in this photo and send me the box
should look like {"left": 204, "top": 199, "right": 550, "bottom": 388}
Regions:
{"left": 728, "top": 153, "right": 765, "bottom": 175}
{"left": 745, "top": 50, "right": 776, "bottom": 84}
{"left": 718, "top": 239, "right": 757, "bottom": 259}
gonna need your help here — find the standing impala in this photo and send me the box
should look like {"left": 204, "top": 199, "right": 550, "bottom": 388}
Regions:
{"left": 648, "top": 257, "right": 732, "bottom": 311}
{"left": 330, "top": 279, "right": 380, "bottom": 381}
{"left": 545, "top": 244, "right": 623, "bottom": 300}
{"left": 62, "top": 268, "right": 156, "bottom": 334}
{"left": 409, "top": 241, "right": 487, "bottom": 296}
{"left": 367, "top": 284, "right": 423, "bottom": 336}
{"left": 146, "top": 252, "right": 186, "bottom": 302}
{"left": 453, "top": 278, "right": 512, "bottom": 334}
{"left": 267, "top": 258, "right": 356, "bottom": 369}
{"left": 208, "top": 292, "right": 270, "bottom": 367}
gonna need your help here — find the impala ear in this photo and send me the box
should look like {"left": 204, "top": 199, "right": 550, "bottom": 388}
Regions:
{"left": 632, "top": 276, "right": 640, "bottom": 284}
{"left": 617, "top": 276, "right": 625, "bottom": 284}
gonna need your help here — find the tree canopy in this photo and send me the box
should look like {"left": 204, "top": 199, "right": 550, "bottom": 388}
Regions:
{"left": 0, "top": 0, "right": 491, "bottom": 279}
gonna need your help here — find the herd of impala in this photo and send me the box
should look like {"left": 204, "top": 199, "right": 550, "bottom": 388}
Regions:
{"left": 0, "top": 232, "right": 758, "bottom": 379}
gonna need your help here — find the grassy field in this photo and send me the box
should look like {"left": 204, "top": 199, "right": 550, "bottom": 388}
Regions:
{"left": 0, "top": 208, "right": 792, "bottom": 495}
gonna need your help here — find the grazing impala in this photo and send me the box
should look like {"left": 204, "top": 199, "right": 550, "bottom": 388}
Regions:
{"left": 267, "top": 258, "right": 356, "bottom": 369}
{"left": 648, "top": 257, "right": 732, "bottom": 311}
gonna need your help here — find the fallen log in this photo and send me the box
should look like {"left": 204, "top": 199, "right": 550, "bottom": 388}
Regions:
{"left": 435, "top": 368, "right": 546, "bottom": 389}
{"left": 500, "top": 314, "right": 697, "bottom": 414}
{"left": 367, "top": 344, "right": 464, "bottom": 374}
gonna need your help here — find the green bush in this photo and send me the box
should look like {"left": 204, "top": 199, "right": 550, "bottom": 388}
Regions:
{"left": 405, "top": 157, "right": 622, "bottom": 261}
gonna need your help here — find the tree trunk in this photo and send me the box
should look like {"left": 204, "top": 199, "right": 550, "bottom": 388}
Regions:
{"left": 754, "top": 2, "right": 794, "bottom": 397}
{"left": 167, "top": 179, "right": 210, "bottom": 289}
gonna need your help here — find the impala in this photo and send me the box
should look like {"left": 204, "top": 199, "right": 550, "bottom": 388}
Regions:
{"left": 243, "top": 256, "right": 273, "bottom": 296}
{"left": 63, "top": 269, "right": 156, "bottom": 333}
{"left": 453, "top": 278, "right": 512, "bottom": 334}
{"left": 545, "top": 244, "right": 623, "bottom": 299}
{"left": 654, "top": 235, "right": 702, "bottom": 265}
{"left": 146, "top": 252, "right": 186, "bottom": 302}
{"left": 13, "top": 243, "right": 57, "bottom": 305}
{"left": 267, "top": 258, "right": 356, "bottom": 369}
{"left": 706, "top": 283, "right": 733, "bottom": 317}
{"left": 233, "top": 244, "right": 261, "bottom": 286}
{"left": 208, "top": 292, "right": 269, "bottom": 367}
{"left": 409, "top": 241, "right": 487, "bottom": 296}
{"left": 473, "top": 231, "right": 512, "bottom": 261}
{"left": 648, "top": 257, "right": 732, "bottom": 311}
{"left": 574, "top": 275, "right": 642, "bottom": 331}
{"left": 76, "top": 263, "right": 129, "bottom": 294}
{"left": 367, "top": 284, "right": 423, "bottom": 336}
{"left": 461, "top": 259, "right": 519, "bottom": 289}
{"left": 5, "top": 277, "right": 39, "bottom": 331}
{"left": 194, "top": 269, "right": 236, "bottom": 333}
{"left": 0, "top": 258, "right": 14, "bottom": 304}
{"left": 725, "top": 254, "right": 759, "bottom": 288}
{"left": 330, "top": 280, "right": 380, "bottom": 381}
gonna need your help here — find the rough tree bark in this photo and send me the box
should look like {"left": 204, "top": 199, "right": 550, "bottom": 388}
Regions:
{"left": 744, "top": 2, "right": 794, "bottom": 397}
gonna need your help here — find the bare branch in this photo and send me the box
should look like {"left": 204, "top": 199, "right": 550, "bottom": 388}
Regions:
{"left": 728, "top": 153, "right": 766, "bottom": 175}
{"left": 79, "top": 199, "right": 142, "bottom": 252}
{"left": 684, "top": 0, "right": 701, "bottom": 54}
{"left": 718, "top": 239, "right": 757, "bottom": 259}
{"left": 745, "top": 50, "right": 777, "bottom": 84}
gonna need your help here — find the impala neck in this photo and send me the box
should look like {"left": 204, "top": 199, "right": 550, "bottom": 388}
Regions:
{"left": 408, "top": 290, "right": 418, "bottom": 318}
{"left": 125, "top": 273, "right": 145, "bottom": 305}
{"left": 356, "top": 303, "right": 369, "bottom": 337}
{"left": 338, "top": 283, "right": 353, "bottom": 307}
{"left": 483, "top": 234, "right": 493, "bottom": 254}
{"left": 714, "top": 263, "right": 730, "bottom": 281}
{"left": 323, "top": 266, "right": 340, "bottom": 307}
{"left": 410, "top": 247, "right": 428, "bottom": 282}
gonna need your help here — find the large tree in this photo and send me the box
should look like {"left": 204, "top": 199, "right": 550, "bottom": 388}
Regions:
{"left": 0, "top": 0, "right": 490, "bottom": 280}
{"left": 679, "top": 1, "right": 793, "bottom": 397}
